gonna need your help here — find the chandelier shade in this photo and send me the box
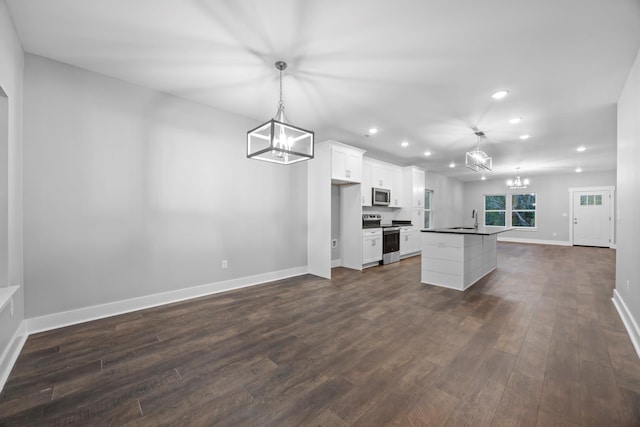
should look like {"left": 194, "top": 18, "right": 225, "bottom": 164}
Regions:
{"left": 247, "top": 61, "right": 314, "bottom": 165}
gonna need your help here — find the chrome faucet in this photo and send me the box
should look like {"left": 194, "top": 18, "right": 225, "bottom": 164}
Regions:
{"left": 472, "top": 209, "right": 478, "bottom": 229}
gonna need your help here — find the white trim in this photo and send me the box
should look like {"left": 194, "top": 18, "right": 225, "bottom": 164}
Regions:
{"left": 27, "top": 266, "right": 308, "bottom": 334}
{"left": 0, "top": 285, "right": 19, "bottom": 313}
{"left": 497, "top": 237, "right": 572, "bottom": 246}
{"left": 0, "top": 321, "right": 27, "bottom": 393}
{"left": 331, "top": 259, "right": 342, "bottom": 268}
{"left": 612, "top": 289, "right": 640, "bottom": 360}
{"left": 568, "top": 186, "right": 615, "bottom": 248}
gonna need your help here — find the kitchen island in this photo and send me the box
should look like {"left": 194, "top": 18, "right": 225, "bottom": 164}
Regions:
{"left": 420, "top": 227, "right": 512, "bottom": 291}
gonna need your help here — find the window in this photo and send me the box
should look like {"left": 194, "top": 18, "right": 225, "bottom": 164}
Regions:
{"left": 424, "top": 190, "right": 433, "bottom": 229}
{"left": 511, "top": 193, "right": 536, "bottom": 228}
{"left": 484, "top": 195, "right": 506, "bottom": 226}
{"left": 484, "top": 193, "right": 537, "bottom": 229}
{"left": 580, "top": 194, "right": 602, "bottom": 206}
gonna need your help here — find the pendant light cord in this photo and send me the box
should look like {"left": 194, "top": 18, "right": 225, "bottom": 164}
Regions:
{"left": 275, "top": 63, "right": 290, "bottom": 123}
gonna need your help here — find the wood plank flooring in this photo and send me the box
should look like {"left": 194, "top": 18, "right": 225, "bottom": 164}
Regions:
{"left": 1, "top": 243, "right": 639, "bottom": 426}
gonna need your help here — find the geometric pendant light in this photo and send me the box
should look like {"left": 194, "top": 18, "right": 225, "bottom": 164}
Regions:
{"left": 247, "top": 61, "right": 314, "bottom": 164}
{"left": 465, "top": 129, "right": 492, "bottom": 172}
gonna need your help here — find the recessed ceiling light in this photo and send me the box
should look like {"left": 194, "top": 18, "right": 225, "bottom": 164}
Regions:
{"left": 519, "top": 134, "right": 531, "bottom": 140}
{"left": 491, "top": 90, "right": 509, "bottom": 100}
{"left": 401, "top": 141, "right": 409, "bottom": 147}
{"left": 449, "top": 162, "right": 455, "bottom": 168}
{"left": 576, "top": 146, "right": 586, "bottom": 152}
{"left": 481, "top": 176, "right": 486, "bottom": 181}
{"left": 575, "top": 167, "right": 582, "bottom": 173}
{"left": 509, "top": 117, "right": 522, "bottom": 124}
{"left": 368, "top": 127, "right": 378, "bottom": 135}
{"left": 424, "top": 151, "right": 431, "bottom": 156}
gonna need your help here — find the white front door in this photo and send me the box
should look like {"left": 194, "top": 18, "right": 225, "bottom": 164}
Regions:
{"left": 573, "top": 190, "right": 611, "bottom": 247}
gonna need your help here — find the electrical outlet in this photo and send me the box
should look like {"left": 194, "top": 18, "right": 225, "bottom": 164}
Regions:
{"left": 627, "top": 279, "right": 630, "bottom": 291}
{"left": 552, "top": 232, "right": 557, "bottom": 237}
{"left": 331, "top": 239, "right": 338, "bottom": 248}
{"left": 10, "top": 298, "right": 14, "bottom": 317}
{"left": 221, "top": 260, "right": 228, "bottom": 269}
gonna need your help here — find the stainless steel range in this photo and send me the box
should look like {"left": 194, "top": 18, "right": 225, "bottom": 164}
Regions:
{"left": 362, "top": 214, "right": 401, "bottom": 265}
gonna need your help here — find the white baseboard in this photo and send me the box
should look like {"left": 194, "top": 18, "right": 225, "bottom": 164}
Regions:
{"left": 612, "top": 289, "right": 640, "bottom": 360}
{"left": 331, "top": 259, "right": 342, "bottom": 268}
{"left": 27, "top": 266, "right": 308, "bottom": 335}
{"left": 0, "top": 321, "right": 28, "bottom": 393}
{"left": 497, "top": 237, "right": 572, "bottom": 246}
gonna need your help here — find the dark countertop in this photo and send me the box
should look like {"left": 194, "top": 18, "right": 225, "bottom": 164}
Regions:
{"left": 421, "top": 226, "right": 514, "bottom": 235}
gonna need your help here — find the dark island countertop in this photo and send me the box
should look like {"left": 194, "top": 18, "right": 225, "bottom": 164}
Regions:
{"left": 421, "top": 227, "right": 513, "bottom": 235}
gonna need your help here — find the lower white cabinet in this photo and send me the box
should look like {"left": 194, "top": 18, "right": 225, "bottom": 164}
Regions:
{"left": 362, "top": 229, "right": 383, "bottom": 265}
{"left": 400, "top": 227, "right": 420, "bottom": 257}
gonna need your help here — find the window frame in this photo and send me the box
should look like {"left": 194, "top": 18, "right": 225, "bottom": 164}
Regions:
{"left": 423, "top": 189, "right": 433, "bottom": 229}
{"left": 484, "top": 194, "right": 507, "bottom": 227}
{"left": 483, "top": 192, "right": 538, "bottom": 230}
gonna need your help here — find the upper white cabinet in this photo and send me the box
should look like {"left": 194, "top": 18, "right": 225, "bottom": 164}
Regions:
{"left": 403, "top": 166, "right": 425, "bottom": 209}
{"left": 331, "top": 142, "right": 364, "bottom": 184}
{"left": 371, "top": 162, "right": 393, "bottom": 189}
{"left": 364, "top": 158, "right": 403, "bottom": 208}
{"left": 361, "top": 160, "right": 372, "bottom": 206}
{"left": 391, "top": 167, "right": 403, "bottom": 208}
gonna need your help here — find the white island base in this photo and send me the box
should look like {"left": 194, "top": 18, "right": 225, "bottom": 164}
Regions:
{"left": 421, "top": 231, "right": 500, "bottom": 291}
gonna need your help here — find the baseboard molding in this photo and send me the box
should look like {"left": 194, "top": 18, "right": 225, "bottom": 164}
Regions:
{"left": 331, "top": 259, "right": 342, "bottom": 268}
{"left": 612, "top": 289, "right": 640, "bottom": 360}
{"left": 0, "top": 321, "right": 28, "bottom": 393}
{"left": 497, "top": 237, "right": 572, "bottom": 246}
{"left": 27, "top": 266, "right": 308, "bottom": 335}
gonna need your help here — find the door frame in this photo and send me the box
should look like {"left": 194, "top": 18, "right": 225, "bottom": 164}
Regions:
{"left": 568, "top": 186, "right": 615, "bottom": 248}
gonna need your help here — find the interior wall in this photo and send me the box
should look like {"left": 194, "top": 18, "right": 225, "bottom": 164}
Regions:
{"left": 462, "top": 171, "right": 616, "bottom": 243}
{"left": 426, "top": 171, "right": 464, "bottom": 228}
{"left": 0, "top": 0, "right": 25, "bottom": 381}
{"left": 23, "top": 53, "right": 308, "bottom": 319}
{"left": 616, "top": 46, "right": 640, "bottom": 346}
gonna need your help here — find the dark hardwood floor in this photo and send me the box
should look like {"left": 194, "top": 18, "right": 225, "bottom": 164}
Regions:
{"left": 1, "top": 243, "right": 639, "bottom": 426}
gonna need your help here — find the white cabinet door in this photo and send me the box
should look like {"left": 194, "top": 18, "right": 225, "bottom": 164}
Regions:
{"left": 372, "top": 163, "right": 392, "bottom": 189}
{"left": 362, "top": 229, "right": 382, "bottom": 264}
{"left": 412, "top": 168, "right": 425, "bottom": 208}
{"left": 361, "top": 160, "right": 372, "bottom": 206}
{"left": 400, "top": 228, "right": 420, "bottom": 256}
{"left": 390, "top": 166, "right": 403, "bottom": 208}
{"left": 331, "top": 144, "right": 363, "bottom": 183}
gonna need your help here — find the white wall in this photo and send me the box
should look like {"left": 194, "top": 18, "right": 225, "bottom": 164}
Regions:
{"left": 616, "top": 45, "right": 640, "bottom": 354}
{"left": 23, "top": 54, "right": 308, "bottom": 319}
{"left": 0, "top": 0, "right": 25, "bottom": 388}
{"left": 426, "top": 171, "right": 464, "bottom": 228}
{"left": 462, "top": 171, "right": 616, "bottom": 243}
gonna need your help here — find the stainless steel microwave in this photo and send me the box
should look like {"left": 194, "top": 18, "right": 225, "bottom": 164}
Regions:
{"left": 372, "top": 187, "right": 391, "bottom": 206}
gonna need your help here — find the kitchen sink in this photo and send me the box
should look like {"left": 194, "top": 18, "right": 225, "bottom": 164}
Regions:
{"left": 448, "top": 227, "right": 477, "bottom": 230}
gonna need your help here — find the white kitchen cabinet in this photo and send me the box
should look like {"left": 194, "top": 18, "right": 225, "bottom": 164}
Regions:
{"left": 412, "top": 168, "right": 425, "bottom": 208}
{"left": 371, "top": 162, "right": 393, "bottom": 189}
{"left": 308, "top": 140, "right": 365, "bottom": 279}
{"left": 331, "top": 143, "right": 364, "bottom": 184}
{"left": 403, "top": 166, "right": 425, "bottom": 209}
{"left": 400, "top": 227, "right": 420, "bottom": 257}
{"left": 412, "top": 208, "right": 423, "bottom": 230}
{"left": 390, "top": 166, "right": 404, "bottom": 207}
{"left": 362, "top": 229, "right": 383, "bottom": 265}
{"left": 361, "top": 159, "right": 372, "bottom": 206}
{"left": 366, "top": 158, "right": 403, "bottom": 207}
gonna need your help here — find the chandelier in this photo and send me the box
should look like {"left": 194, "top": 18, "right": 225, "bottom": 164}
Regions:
{"left": 247, "top": 61, "right": 314, "bottom": 164}
{"left": 507, "top": 167, "right": 530, "bottom": 189}
{"left": 465, "top": 130, "right": 492, "bottom": 172}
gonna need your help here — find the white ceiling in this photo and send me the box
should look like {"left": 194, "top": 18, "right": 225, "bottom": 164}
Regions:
{"left": 6, "top": 0, "right": 640, "bottom": 181}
